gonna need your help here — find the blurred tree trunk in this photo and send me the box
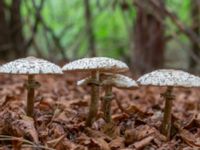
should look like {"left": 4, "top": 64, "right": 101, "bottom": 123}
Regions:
{"left": 0, "top": 0, "right": 12, "bottom": 59}
{"left": 132, "top": 0, "right": 165, "bottom": 74}
{"left": 189, "top": 0, "right": 200, "bottom": 70}
{"left": 84, "top": 0, "right": 96, "bottom": 57}
{"left": 0, "top": 0, "right": 24, "bottom": 60}
{"left": 10, "top": 0, "right": 25, "bottom": 58}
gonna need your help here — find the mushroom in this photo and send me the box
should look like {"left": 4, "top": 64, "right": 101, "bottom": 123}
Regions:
{"left": 137, "top": 69, "right": 200, "bottom": 139}
{"left": 62, "top": 57, "right": 129, "bottom": 126}
{"left": 78, "top": 73, "right": 138, "bottom": 123}
{"left": 0, "top": 56, "right": 63, "bottom": 117}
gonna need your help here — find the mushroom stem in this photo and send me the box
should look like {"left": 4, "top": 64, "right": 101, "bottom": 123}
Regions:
{"left": 86, "top": 71, "right": 100, "bottom": 127}
{"left": 161, "top": 86, "right": 174, "bottom": 140}
{"left": 27, "top": 75, "right": 35, "bottom": 117}
{"left": 102, "top": 85, "right": 113, "bottom": 123}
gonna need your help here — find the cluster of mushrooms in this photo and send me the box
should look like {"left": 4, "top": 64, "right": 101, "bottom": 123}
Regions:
{"left": 0, "top": 56, "right": 200, "bottom": 141}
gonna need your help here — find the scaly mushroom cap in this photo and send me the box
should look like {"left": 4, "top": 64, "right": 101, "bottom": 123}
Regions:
{"left": 0, "top": 56, "right": 63, "bottom": 75}
{"left": 77, "top": 78, "right": 90, "bottom": 86}
{"left": 137, "top": 69, "right": 200, "bottom": 88}
{"left": 77, "top": 73, "right": 138, "bottom": 89}
{"left": 62, "top": 57, "right": 129, "bottom": 73}
{"left": 101, "top": 73, "right": 138, "bottom": 89}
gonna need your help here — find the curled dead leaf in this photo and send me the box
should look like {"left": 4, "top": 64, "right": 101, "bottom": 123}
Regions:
{"left": 11, "top": 116, "right": 39, "bottom": 144}
{"left": 132, "top": 135, "right": 154, "bottom": 149}
{"left": 125, "top": 125, "right": 155, "bottom": 145}
{"left": 109, "top": 137, "right": 125, "bottom": 149}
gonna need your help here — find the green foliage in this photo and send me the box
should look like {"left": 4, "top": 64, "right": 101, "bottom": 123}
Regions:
{"left": 20, "top": 0, "right": 191, "bottom": 60}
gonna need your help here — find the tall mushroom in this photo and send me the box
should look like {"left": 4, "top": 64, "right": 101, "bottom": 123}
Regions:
{"left": 78, "top": 73, "right": 138, "bottom": 123}
{"left": 0, "top": 56, "right": 63, "bottom": 117}
{"left": 137, "top": 69, "right": 200, "bottom": 139}
{"left": 62, "top": 57, "right": 129, "bottom": 126}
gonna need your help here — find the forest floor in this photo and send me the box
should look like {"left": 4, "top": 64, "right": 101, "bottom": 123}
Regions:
{"left": 0, "top": 73, "right": 200, "bottom": 150}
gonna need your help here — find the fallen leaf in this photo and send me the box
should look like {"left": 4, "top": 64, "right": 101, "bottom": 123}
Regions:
{"left": 132, "top": 135, "right": 154, "bottom": 149}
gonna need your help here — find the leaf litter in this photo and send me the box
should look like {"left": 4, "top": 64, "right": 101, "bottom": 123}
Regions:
{"left": 0, "top": 74, "right": 199, "bottom": 149}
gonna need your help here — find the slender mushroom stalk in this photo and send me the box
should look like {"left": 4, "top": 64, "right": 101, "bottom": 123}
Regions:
{"left": 62, "top": 57, "right": 129, "bottom": 127}
{"left": 102, "top": 85, "right": 113, "bottom": 123}
{"left": 137, "top": 69, "right": 200, "bottom": 140}
{"left": 161, "top": 86, "right": 174, "bottom": 140}
{"left": 78, "top": 73, "right": 138, "bottom": 124}
{"left": 26, "top": 75, "right": 41, "bottom": 117}
{"left": 86, "top": 71, "right": 100, "bottom": 127}
{"left": 27, "top": 75, "right": 35, "bottom": 117}
{"left": 0, "top": 56, "right": 63, "bottom": 117}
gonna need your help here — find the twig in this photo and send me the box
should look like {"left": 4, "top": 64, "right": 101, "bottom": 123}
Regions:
{"left": 133, "top": 0, "right": 200, "bottom": 66}
{"left": 24, "top": 0, "right": 45, "bottom": 51}
{"left": 0, "top": 135, "right": 55, "bottom": 150}
{"left": 148, "top": 0, "right": 200, "bottom": 48}
{"left": 167, "top": 29, "right": 200, "bottom": 65}
{"left": 30, "top": 1, "right": 68, "bottom": 61}
{"left": 41, "top": 21, "right": 68, "bottom": 61}
{"left": 83, "top": 0, "right": 96, "bottom": 57}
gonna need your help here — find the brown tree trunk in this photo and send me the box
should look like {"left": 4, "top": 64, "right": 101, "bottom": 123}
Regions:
{"left": 132, "top": 0, "right": 165, "bottom": 74}
{"left": 10, "top": 0, "right": 25, "bottom": 58}
{"left": 83, "top": 0, "right": 96, "bottom": 57}
{"left": 0, "top": 0, "right": 25, "bottom": 60}
{"left": 189, "top": 0, "right": 200, "bottom": 71}
{"left": 0, "top": 0, "right": 12, "bottom": 59}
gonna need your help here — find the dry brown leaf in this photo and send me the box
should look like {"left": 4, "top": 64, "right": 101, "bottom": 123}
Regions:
{"left": 91, "top": 138, "right": 110, "bottom": 150}
{"left": 11, "top": 116, "right": 39, "bottom": 144}
{"left": 125, "top": 125, "right": 155, "bottom": 144}
{"left": 47, "top": 134, "right": 66, "bottom": 148}
{"left": 132, "top": 135, "right": 154, "bottom": 149}
{"left": 180, "top": 129, "right": 200, "bottom": 148}
{"left": 109, "top": 137, "right": 125, "bottom": 149}
{"left": 85, "top": 127, "right": 112, "bottom": 141}
{"left": 112, "top": 113, "right": 129, "bottom": 122}
{"left": 101, "top": 123, "right": 120, "bottom": 138}
{"left": 126, "top": 103, "right": 153, "bottom": 117}
{"left": 48, "top": 122, "right": 65, "bottom": 138}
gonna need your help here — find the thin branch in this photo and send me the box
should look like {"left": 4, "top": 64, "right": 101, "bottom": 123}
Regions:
{"left": 31, "top": 1, "right": 68, "bottom": 61}
{"left": 167, "top": 30, "right": 200, "bottom": 65}
{"left": 0, "top": 135, "right": 55, "bottom": 150}
{"left": 41, "top": 23, "right": 68, "bottom": 60}
{"left": 148, "top": 0, "right": 200, "bottom": 48}
{"left": 133, "top": 0, "right": 200, "bottom": 65}
{"left": 24, "top": 0, "right": 45, "bottom": 51}
{"left": 84, "top": 0, "right": 96, "bottom": 57}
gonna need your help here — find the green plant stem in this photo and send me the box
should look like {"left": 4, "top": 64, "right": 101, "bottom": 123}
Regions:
{"left": 27, "top": 75, "right": 35, "bottom": 117}
{"left": 161, "top": 86, "right": 174, "bottom": 140}
{"left": 102, "top": 85, "right": 113, "bottom": 123}
{"left": 85, "top": 71, "right": 100, "bottom": 127}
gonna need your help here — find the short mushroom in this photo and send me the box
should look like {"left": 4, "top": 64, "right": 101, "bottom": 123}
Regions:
{"left": 137, "top": 69, "right": 200, "bottom": 139}
{"left": 0, "top": 56, "right": 63, "bottom": 117}
{"left": 62, "top": 57, "right": 129, "bottom": 126}
{"left": 78, "top": 73, "right": 138, "bottom": 123}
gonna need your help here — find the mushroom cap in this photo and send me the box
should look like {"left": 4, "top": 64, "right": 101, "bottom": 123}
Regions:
{"left": 101, "top": 73, "right": 138, "bottom": 89}
{"left": 137, "top": 69, "right": 200, "bottom": 88}
{"left": 0, "top": 56, "right": 63, "bottom": 75}
{"left": 77, "top": 78, "right": 91, "bottom": 86}
{"left": 77, "top": 73, "right": 138, "bottom": 89}
{"left": 62, "top": 57, "right": 129, "bottom": 73}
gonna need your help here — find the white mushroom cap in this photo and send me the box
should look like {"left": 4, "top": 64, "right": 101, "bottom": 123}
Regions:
{"left": 62, "top": 57, "right": 129, "bottom": 73}
{"left": 0, "top": 56, "right": 63, "bottom": 75}
{"left": 77, "top": 73, "right": 138, "bottom": 89}
{"left": 101, "top": 73, "right": 138, "bottom": 89}
{"left": 77, "top": 77, "right": 91, "bottom": 86}
{"left": 137, "top": 69, "right": 200, "bottom": 88}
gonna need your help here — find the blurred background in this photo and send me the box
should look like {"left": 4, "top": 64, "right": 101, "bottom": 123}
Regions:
{"left": 0, "top": 0, "right": 199, "bottom": 74}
